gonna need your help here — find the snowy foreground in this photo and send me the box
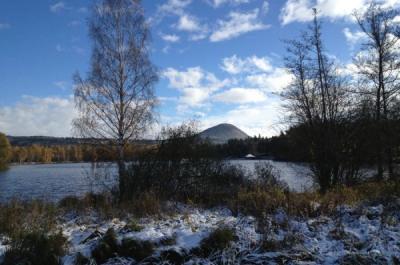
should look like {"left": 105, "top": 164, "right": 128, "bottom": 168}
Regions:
{"left": 1, "top": 202, "right": 400, "bottom": 265}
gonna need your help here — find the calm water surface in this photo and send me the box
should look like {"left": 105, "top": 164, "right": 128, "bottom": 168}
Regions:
{"left": 0, "top": 163, "right": 117, "bottom": 202}
{"left": 0, "top": 160, "right": 313, "bottom": 202}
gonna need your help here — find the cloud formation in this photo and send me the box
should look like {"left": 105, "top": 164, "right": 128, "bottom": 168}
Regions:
{"left": 343, "top": 27, "right": 366, "bottom": 47}
{"left": 280, "top": 0, "right": 400, "bottom": 25}
{"left": 210, "top": 0, "right": 251, "bottom": 8}
{"left": 163, "top": 67, "right": 229, "bottom": 109}
{"left": 162, "top": 54, "right": 291, "bottom": 136}
{"left": 202, "top": 102, "right": 283, "bottom": 137}
{"left": 161, "top": 33, "right": 181, "bottom": 42}
{"left": 221, "top": 54, "right": 273, "bottom": 74}
{"left": 210, "top": 8, "right": 270, "bottom": 42}
{"left": 0, "top": 96, "right": 77, "bottom": 137}
{"left": 50, "top": 2, "right": 67, "bottom": 13}
{"left": 220, "top": 54, "right": 292, "bottom": 93}
{"left": 213, "top": 88, "right": 267, "bottom": 104}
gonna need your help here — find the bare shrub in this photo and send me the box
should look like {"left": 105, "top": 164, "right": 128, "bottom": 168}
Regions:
{"left": 124, "top": 122, "right": 246, "bottom": 207}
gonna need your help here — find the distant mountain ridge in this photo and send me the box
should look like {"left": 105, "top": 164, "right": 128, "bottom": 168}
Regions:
{"left": 8, "top": 123, "right": 248, "bottom": 146}
{"left": 199, "top": 123, "right": 249, "bottom": 144}
{"left": 7, "top": 136, "right": 156, "bottom": 146}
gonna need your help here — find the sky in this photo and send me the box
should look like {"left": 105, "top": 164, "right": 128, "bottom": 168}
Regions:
{"left": 0, "top": 0, "right": 398, "bottom": 138}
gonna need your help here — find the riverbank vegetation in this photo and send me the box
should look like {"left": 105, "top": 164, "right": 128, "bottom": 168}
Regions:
{"left": 0, "top": 177, "right": 399, "bottom": 264}
{"left": 8, "top": 143, "right": 151, "bottom": 165}
{"left": 0, "top": 133, "right": 11, "bottom": 171}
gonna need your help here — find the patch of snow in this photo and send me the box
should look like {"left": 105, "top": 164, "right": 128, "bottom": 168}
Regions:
{"left": 1, "top": 203, "right": 400, "bottom": 264}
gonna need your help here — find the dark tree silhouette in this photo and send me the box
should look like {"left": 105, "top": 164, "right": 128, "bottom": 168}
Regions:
{"left": 282, "top": 10, "right": 355, "bottom": 192}
{"left": 354, "top": 3, "right": 400, "bottom": 180}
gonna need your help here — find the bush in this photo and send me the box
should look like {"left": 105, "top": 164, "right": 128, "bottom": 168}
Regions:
{"left": 124, "top": 123, "right": 246, "bottom": 207}
{"left": 91, "top": 228, "right": 155, "bottom": 263}
{"left": 196, "top": 227, "right": 236, "bottom": 257}
{"left": 0, "top": 200, "right": 57, "bottom": 238}
{"left": 235, "top": 187, "right": 287, "bottom": 218}
{"left": 58, "top": 193, "right": 114, "bottom": 217}
{"left": 2, "top": 231, "right": 66, "bottom": 265}
{"left": 91, "top": 228, "right": 118, "bottom": 264}
{"left": 123, "top": 191, "right": 161, "bottom": 217}
{"left": 254, "top": 162, "right": 288, "bottom": 190}
{"left": 119, "top": 238, "right": 154, "bottom": 261}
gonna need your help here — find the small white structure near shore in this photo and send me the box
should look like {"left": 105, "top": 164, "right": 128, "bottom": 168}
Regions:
{"left": 244, "top": 154, "right": 256, "bottom": 159}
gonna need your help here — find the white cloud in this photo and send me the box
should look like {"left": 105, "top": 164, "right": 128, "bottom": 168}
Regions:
{"left": 246, "top": 68, "right": 293, "bottom": 93}
{"left": 157, "top": 0, "right": 192, "bottom": 16}
{"left": 280, "top": 0, "right": 400, "bottom": 25}
{"left": 161, "top": 55, "right": 293, "bottom": 136}
{"left": 176, "top": 14, "right": 202, "bottom": 32}
{"left": 262, "top": 1, "right": 270, "bottom": 14}
{"left": 280, "top": 0, "right": 314, "bottom": 25}
{"left": 161, "top": 33, "right": 180, "bottom": 42}
{"left": 163, "top": 67, "right": 229, "bottom": 109}
{"left": 0, "top": 96, "right": 77, "bottom": 137}
{"left": 201, "top": 101, "right": 283, "bottom": 137}
{"left": 50, "top": 2, "right": 67, "bottom": 13}
{"left": 343, "top": 27, "right": 366, "bottom": 46}
{"left": 210, "top": 9, "right": 270, "bottom": 42}
{"left": 220, "top": 55, "right": 291, "bottom": 93}
{"left": 174, "top": 14, "right": 209, "bottom": 41}
{"left": 221, "top": 55, "right": 273, "bottom": 74}
{"left": 210, "top": 0, "right": 251, "bottom": 8}
{"left": 154, "top": 0, "right": 209, "bottom": 42}
{"left": 213, "top": 88, "right": 267, "bottom": 104}
{"left": 338, "top": 62, "right": 358, "bottom": 77}
{"left": 0, "top": 23, "right": 10, "bottom": 30}
{"left": 316, "top": 0, "right": 366, "bottom": 19}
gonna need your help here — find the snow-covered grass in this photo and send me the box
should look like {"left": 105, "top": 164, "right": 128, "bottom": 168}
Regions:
{"left": 0, "top": 181, "right": 400, "bottom": 264}
{"left": 1, "top": 201, "right": 396, "bottom": 265}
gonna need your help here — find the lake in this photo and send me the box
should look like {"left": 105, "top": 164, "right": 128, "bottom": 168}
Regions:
{"left": 0, "top": 160, "right": 314, "bottom": 202}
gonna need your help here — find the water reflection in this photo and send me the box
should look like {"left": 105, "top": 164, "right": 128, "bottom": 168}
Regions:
{"left": 0, "top": 160, "right": 313, "bottom": 202}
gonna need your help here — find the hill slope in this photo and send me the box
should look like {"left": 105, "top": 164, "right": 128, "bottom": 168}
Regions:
{"left": 199, "top": 123, "right": 249, "bottom": 144}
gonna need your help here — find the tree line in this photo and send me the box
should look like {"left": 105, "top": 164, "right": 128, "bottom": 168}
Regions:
{"left": 280, "top": 5, "right": 400, "bottom": 192}
{"left": 9, "top": 144, "right": 150, "bottom": 164}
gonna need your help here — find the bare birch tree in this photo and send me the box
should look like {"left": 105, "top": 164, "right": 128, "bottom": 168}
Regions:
{"left": 73, "top": 0, "right": 158, "bottom": 199}
{"left": 354, "top": 3, "right": 400, "bottom": 179}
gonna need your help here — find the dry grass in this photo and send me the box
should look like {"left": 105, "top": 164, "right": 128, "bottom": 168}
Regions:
{"left": 232, "top": 181, "right": 400, "bottom": 218}
{"left": 0, "top": 200, "right": 57, "bottom": 239}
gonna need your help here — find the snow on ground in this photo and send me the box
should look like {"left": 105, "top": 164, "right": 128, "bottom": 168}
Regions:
{"left": 60, "top": 202, "right": 400, "bottom": 264}
{"left": 0, "top": 201, "right": 399, "bottom": 264}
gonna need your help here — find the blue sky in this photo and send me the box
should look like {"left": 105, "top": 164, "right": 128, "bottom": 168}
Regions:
{"left": 0, "top": 0, "right": 396, "bottom": 137}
